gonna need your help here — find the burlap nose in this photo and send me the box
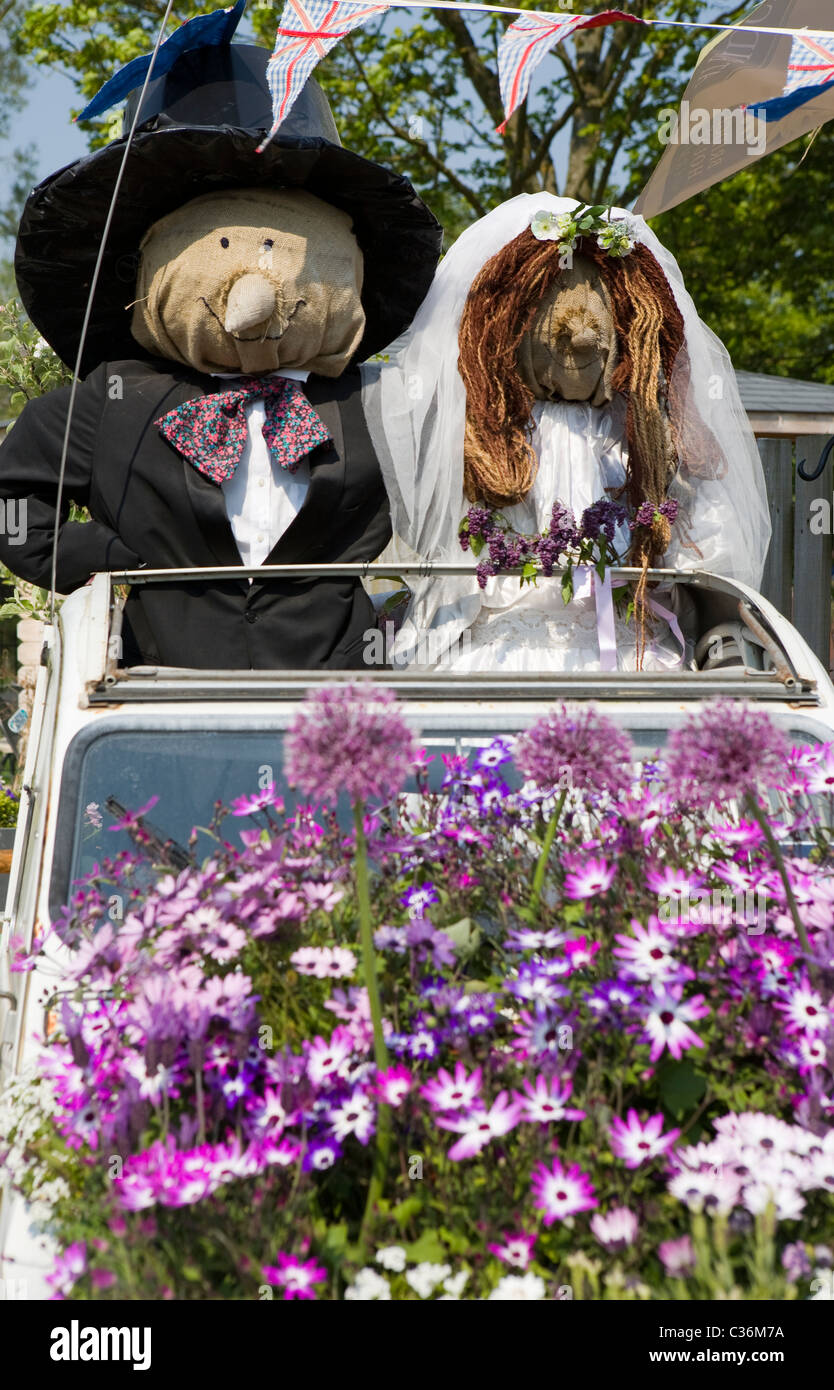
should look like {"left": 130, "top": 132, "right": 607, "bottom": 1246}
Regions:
{"left": 517, "top": 256, "right": 618, "bottom": 407}
{"left": 131, "top": 187, "right": 365, "bottom": 376}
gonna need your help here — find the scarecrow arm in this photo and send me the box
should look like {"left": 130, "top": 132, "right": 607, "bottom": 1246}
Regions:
{"left": 0, "top": 366, "right": 142, "bottom": 592}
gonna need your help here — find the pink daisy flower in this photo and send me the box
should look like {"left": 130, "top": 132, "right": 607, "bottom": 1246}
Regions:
{"left": 420, "top": 1062, "right": 482, "bottom": 1112}
{"left": 488, "top": 1232, "right": 537, "bottom": 1269}
{"left": 609, "top": 1109, "right": 681, "bottom": 1168}
{"left": 531, "top": 1158, "right": 597, "bottom": 1224}
{"left": 436, "top": 1092, "right": 523, "bottom": 1161}
{"left": 262, "top": 1252, "right": 327, "bottom": 1301}
{"left": 590, "top": 1206, "right": 639, "bottom": 1251}
{"left": 371, "top": 1065, "right": 413, "bottom": 1107}
{"left": 514, "top": 1073, "right": 586, "bottom": 1125}
{"left": 563, "top": 856, "right": 616, "bottom": 900}
{"left": 641, "top": 987, "right": 709, "bottom": 1062}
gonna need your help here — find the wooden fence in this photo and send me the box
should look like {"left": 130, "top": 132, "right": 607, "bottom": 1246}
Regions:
{"left": 757, "top": 435, "right": 833, "bottom": 671}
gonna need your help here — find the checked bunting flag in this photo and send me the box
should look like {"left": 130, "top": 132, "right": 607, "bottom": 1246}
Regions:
{"left": 260, "top": 0, "right": 391, "bottom": 148}
{"left": 496, "top": 9, "right": 646, "bottom": 134}
{"left": 750, "top": 32, "right": 834, "bottom": 122}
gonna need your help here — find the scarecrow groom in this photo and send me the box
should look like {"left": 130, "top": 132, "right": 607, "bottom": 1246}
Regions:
{"left": 0, "top": 31, "right": 440, "bottom": 669}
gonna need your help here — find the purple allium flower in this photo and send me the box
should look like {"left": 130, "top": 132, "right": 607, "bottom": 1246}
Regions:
{"left": 531, "top": 1158, "right": 597, "bottom": 1224}
{"left": 609, "top": 1109, "right": 681, "bottom": 1168}
{"left": 658, "top": 1234, "right": 695, "bottom": 1278}
{"left": 262, "top": 1252, "right": 327, "bottom": 1301}
{"left": 590, "top": 1206, "right": 639, "bottom": 1252}
{"left": 663, "top": 700, "right": 788, "bottom": 808}
{"left": 284, "top": 683, "right": 416, "bottom": 805}
{"left": 514, "top": 704, "right": 634, "bottom": 798}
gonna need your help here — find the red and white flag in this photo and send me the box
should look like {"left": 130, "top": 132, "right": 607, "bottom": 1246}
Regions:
{"left": 262, "top": 0, "right": 390, "bottom": 148}
{"left": 496, "top": 10, "right": 646, "bottom": 133}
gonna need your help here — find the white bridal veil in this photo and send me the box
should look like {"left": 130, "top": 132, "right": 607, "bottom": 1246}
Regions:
{"left": 361, "top": 192, "right": 772, "bottom": 664}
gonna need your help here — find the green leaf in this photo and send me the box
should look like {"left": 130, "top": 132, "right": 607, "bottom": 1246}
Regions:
{"left": 561, "top": 571, "right": 574, "bottom": 606}
{"left": 657, "top": 1059, "right": 707, "bottom": 1120}
{"left": 442, "top": 916, "right": 480, "bottom": 954}
{"left": 404, "top": 1229, "right": 446, "bottom": 1264}
{"left": 470, "top": 534, "right": 485, "bottom": 557}
{"left": 392, "top": 1195, "right": 424, "bottom": 1230}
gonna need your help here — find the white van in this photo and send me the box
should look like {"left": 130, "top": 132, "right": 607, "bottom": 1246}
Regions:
{"left": 2, "top": 561, "right": 833, "bottom": 1295}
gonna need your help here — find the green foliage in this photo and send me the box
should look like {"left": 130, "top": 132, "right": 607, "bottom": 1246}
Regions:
{"left": 0, "top": 297, "right": 71, "bottom": 419}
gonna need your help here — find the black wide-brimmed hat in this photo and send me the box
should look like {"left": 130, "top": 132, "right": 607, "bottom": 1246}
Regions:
{"left": 15, "top": 42, "right": 443, "bottom": 374}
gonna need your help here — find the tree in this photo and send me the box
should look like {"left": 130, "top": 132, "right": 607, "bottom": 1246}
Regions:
{"left": 7, "top": 0, "right": 834, "bottom": 382}
{"left": 13, "top": 1, "right": 746, "bottom": 234}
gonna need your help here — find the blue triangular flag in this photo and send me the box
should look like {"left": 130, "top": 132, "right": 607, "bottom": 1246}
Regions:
{"left": 78, "top": 0, "right": 247, "bottom": 121}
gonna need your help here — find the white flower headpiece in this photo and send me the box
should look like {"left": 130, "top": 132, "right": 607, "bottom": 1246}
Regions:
{"left": 530, "top": 204, "right": 636, "bottom": 259}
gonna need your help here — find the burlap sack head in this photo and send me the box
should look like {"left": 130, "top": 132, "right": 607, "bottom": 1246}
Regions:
{"left": 131, "top": 187, "right": 365, "bottom": 375}
{"left": 516, "top": 254, "right": 618, "bottom": 407}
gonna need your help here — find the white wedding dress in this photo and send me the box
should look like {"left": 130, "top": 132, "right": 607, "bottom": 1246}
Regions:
{"left": 391, "top": 397, "right": 685, "bottom": 674}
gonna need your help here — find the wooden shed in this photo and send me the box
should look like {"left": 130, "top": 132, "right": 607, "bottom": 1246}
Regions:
{"left": 736, "top": 371, "right": 834, "bottom": 671}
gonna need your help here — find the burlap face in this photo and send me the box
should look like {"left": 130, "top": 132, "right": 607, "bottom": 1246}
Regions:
{"left": 517, "top": 255, "right": 618, "bottom": 406}
{"left": 131, "top": 187, "right": 365, "bottom": 375}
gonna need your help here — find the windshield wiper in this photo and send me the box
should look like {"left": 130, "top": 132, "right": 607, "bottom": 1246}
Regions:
{"left": 104, "top": 796, "right": 193, "bottom": 871}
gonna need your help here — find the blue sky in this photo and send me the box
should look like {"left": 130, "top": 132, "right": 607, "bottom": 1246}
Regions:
{"left": 1, "top": 63, "right": 87, "bottom": 213}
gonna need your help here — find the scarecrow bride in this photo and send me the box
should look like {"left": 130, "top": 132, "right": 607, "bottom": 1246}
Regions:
{"left": 362, "top": 193, "right": 771, "bottom": 672}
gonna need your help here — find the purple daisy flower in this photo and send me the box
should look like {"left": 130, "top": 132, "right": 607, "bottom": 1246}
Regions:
{"left": 609, "top": 1109, "right": 681, "bottom": 1168}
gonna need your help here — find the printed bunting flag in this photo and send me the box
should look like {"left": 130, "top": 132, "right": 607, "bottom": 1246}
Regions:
{"left": 496, "top": 9, "right": 646, "bottom": 134}
{"left": 261, "top": 0, "right": 391, "bottom": 148}
{"left": 750, "top": 32, "right": 834, "bottom": 121}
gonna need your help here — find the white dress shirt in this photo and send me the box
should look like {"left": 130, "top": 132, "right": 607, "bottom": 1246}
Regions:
{"left": 211, "top": 367, "right": 312, "bottom": 571}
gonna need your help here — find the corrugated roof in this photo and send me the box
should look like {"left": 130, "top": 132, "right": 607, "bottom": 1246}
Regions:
{"left": 735, "top": 370, "right": 834, "bottom": 414}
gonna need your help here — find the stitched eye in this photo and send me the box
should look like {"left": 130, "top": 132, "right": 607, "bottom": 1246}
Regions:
{"left": 220, "top": 236, "right": 230, "bottom": 248}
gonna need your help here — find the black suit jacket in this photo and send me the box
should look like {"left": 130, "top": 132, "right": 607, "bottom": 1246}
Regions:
{"left": 0, "top": 359, "right": 391, "bottom": 669}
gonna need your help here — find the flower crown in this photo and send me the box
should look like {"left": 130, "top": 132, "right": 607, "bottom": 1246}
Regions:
{"left": 529, "top": 204, "right": 637, "bottom": 259}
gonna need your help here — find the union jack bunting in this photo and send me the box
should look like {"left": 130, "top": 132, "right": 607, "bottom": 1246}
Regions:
{"left": 496, "top": 10, "right": 645, "bottom": 134}
{"left": 750, "top": 33, "right": 834, "bottom": 123}
{"left": 261, "top": 0, "right": 391, "bottom": 148}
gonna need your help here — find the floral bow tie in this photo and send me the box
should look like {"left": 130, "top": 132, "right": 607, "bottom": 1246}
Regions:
{"left": 157, "top": 375, "right": 332, "bottom": 484}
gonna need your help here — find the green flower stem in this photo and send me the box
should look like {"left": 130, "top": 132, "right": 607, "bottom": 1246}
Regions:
{"left": 529, "top": 789, "right": 567, "bottom": 917}
{"left": 744, "top": 793, "right": 814, "bottom": 965}
{"left": 353, "top": 801, "right": 391, "bottom": 1245}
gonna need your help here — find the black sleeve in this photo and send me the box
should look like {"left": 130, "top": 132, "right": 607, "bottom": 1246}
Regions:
{"left": 0, "top": 364, "right": 142, "bottom": 592}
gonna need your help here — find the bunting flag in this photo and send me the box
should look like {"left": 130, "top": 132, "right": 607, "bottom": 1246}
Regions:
{"left": 77, "top": 0, "right": 247, "bottom": 121}
{"left": 749, "top": 32, "right": 834, "bottom": 121}
{"left": 495, "top": 9, "right": 646, "bottom": 134}
{"left": 261, "top": 0, "right": 391, "bottom": 148}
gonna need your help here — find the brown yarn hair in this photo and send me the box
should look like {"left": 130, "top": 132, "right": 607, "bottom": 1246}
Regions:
{"left": 458, "top": 227, "right": 696, "bottom": 567}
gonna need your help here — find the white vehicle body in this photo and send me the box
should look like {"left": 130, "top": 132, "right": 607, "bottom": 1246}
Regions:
{"left": 2, "top": 562, "right": 833, "bottom": 1296}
